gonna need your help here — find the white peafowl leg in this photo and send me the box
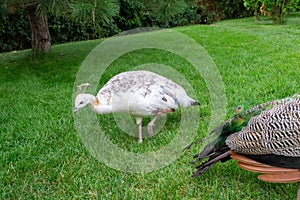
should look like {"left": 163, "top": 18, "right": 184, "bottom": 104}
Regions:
{"left": 136, "top": 117, "right": 143, "bottom": 143}
{"left": 147, "top": 115, "right": 158, "bottom": 135}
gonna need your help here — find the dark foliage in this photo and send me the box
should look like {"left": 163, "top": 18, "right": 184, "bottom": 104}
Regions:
{"left": 0, "top": 0, "right": 254, "bottom": 53}
{"left": 0, "top": 10, "right": 31, "bottom": 52}
{"left": 197, "top": 0, "right": 254, "bottom": 24}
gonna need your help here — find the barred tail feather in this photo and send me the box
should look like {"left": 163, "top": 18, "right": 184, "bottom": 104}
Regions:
{"left": 192, "top": 146, "right": 231, "bottom": 177}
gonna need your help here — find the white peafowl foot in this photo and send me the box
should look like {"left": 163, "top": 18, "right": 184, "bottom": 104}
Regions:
{"left": 147, "top": 124, "right": 154, "bottom": 135}
{"left": 138, "top": 137, "right": 143, "bottom": 143}
{"left": 147, "top": 115, "right": 158, "bottom": 135}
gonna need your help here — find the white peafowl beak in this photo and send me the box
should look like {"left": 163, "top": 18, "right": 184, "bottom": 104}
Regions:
{"left": 74, "top": 83, "right": 92, "bottom": 114}
{"left": 74, "top": 107, "right": 79, "bottom": 114}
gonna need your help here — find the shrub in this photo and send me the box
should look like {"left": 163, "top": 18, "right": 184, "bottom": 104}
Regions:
{"left": 0, "top": 0, "right": 255, "bottom": 53}
{"left": 197, "top": 0, "right": 254, "bottom": 24}
{"left": 0, "top": 10, "right": 31, "bottom": 52}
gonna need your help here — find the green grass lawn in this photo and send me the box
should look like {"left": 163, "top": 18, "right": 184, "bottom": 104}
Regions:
{"left": 1, "top": 14, "right": 300, "bottom": 199}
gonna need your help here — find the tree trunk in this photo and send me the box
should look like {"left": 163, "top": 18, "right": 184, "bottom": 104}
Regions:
{"left": 272, "top": 2, "right": 278, "bottom": 24}
{"left": 28, "top": 13, "right": 51, "bottom": 56}
{"left": 255, "top": 1, "right": 262, "bottom": 21}
{"left": 280, "top": 0, "right": 286, "bottom": 22}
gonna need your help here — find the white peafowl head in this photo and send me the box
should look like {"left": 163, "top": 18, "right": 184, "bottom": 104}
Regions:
{"left": 74, "top": 83, "right": 96, "bottom": 113}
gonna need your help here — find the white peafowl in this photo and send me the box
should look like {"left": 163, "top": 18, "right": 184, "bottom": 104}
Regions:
{"left": 74, "top": 70, "right": 199, "bottom": 143}
{"left": 187, "top": 94, "right": 300, "bottom": 199}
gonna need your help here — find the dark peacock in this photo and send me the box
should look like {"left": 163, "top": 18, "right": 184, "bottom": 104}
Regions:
{"left": 189, "top": 94, "right": 300, "bottom": 199}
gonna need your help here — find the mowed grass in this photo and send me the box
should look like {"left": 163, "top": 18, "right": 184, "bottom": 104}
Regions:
{"left": 1, "top": 14, "right": 300, "bottom": 199}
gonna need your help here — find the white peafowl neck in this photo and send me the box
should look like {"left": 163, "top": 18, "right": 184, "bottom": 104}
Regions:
{"left": 74, "top": 93, "right": 113, "bottom": 114}
{"left": 87, "top": 94, "right": 113, "bottom": 114}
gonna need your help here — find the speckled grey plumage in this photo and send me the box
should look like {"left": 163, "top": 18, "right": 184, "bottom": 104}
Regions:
{"left": 226, "top": 96, "right": 300, "bottom": 157}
